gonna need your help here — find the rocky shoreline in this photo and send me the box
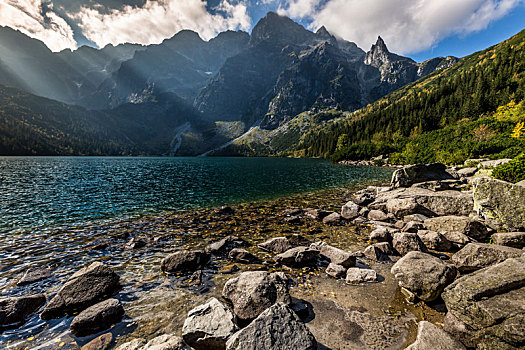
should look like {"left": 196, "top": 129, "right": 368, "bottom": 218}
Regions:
{"left": 1, "top": 161, "right": 524, "bottom": 350}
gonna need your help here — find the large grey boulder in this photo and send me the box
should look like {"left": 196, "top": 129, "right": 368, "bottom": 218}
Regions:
{"left": 369, "top": 227, "right": 396, "bottom": 243}
{"left": 457, "top": 167, "right": 478, "bottom": 177}
{"left": 322, "top": 212, "right": 342, "bottom": 225}
{"left": 372, "top": 187, "right": 474, "bottom": 217}
{"left": 257, "top": 237, "right": 292, "bottom": 253}
{"left": 182, "top": 298, "right": 238, "bottom": 350}
{"left": 392, "top": 232, "right": 428, "bottom": 256}
{"left": 491, "top": 231, "right": 525, "bottom": 248}
{"left": 41, "top": 262, "right": 120, "bottom": 319}
{"left": 0, "top": 294, "right": 46, "bottom": 330}
{"left": 325, "top": 263, "right": 346, "bottom": 279}
{"left": 222, "top": 271, "right": 290, "bottom": 322}
{"left": 452, "top": 243, "right": 523, "bottom": 273}
{"left": 143, "top": 334, "right": 187, "bottom": 350}
{"left": 341, "top": 201, "right": 360, "bottom": 220}
{"left": 391, "top": 163, "right": 457, "bottom": 188}
{"left": 161, "top": 250, "right": 210, "bottom": 274}
{"left": 391, "top": 252, "right": 457, "bottom": 302}
{"left": 442, "top": 256, "right": 525, "bottom": 349}
{"left": 275, "top": 247, "right": 319, "bottom": 266}
{"left": 70, "top": 298, "right": 124, "bottom": 337}
{"left": 416, "top": 230, "right": 452, "bottom": 251}
{"left": 225, "top": 303, "right": 316, "bottom": 350}
{"left": 406, "top": 321, "right": 465, "bottom": 350}
{"left": 228, "top": 248, "right": 259, "bottom": 264}
{"left": 423, "top": 216, "right": 489, "bottom": 241}
{"left": 472, "top": 177, "right": 525, "bottom": 231}
{"left": 386, "top": 197, "right": 421, "bottom": 217}
{"left": 115, "top": 338, "right": 147, "bottom": 350}
{"left": 311, "top": 242, "right": 355, "bottom": 267}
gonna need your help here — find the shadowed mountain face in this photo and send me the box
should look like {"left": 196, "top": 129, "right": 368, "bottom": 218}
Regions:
{"left": 0, "top": 12, "right": 458, "bottom": 156}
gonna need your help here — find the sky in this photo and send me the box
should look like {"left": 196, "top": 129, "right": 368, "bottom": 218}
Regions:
{"left": 0, "top": 0, "right": 524, "bottom": 61}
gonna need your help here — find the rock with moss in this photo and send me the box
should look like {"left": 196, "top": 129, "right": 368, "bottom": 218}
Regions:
{"left": 452, "top": 243, "right": 523, "bottom": 272}
{"left": 442, "top": 256, "right": 525, "bottom": 349}
{"left": 472, "top": 177, "right": 525, "bottom": 231}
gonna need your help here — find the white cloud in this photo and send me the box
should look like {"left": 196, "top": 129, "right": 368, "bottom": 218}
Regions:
{"left": 74, "top": 0, "right": 251, "bottom": 48}
{"left": 311, "top": 0, "right": 524, "bottom": 55}
{"left": 0, "top": 0, "right": 77, "bottom": 51}
{"left": 278, "top": 0, "right": 321, "bottom": 18}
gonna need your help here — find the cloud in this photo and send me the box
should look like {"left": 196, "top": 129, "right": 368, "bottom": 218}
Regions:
{"left": 311, "top": 0, "right": 524, "bottom": 54}
{"left": 0, "top": 0, "right": 77, "bottom": 51}
{"left": 277, "top": 0, "right": 321, "bottom": 18}
{"left": 73, "top": 0, "right": 251, "bottom": 48}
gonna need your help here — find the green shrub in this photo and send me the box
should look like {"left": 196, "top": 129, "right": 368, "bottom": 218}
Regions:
{"left": 492, "top": 153, "right": 525, "bottom": 183}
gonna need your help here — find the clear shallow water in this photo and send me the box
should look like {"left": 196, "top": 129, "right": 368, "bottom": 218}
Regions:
{"left": 0, "top": 157, "right": 392, "bottom": 235}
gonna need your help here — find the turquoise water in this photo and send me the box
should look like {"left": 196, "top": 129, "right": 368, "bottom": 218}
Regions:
{"left": 0, "top": 157, "right": 392, "bottom": 234}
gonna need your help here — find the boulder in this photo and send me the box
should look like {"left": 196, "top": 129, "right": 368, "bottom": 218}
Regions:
{"left": 457, "top": 167, "right": 478, "bottom": 177}
{"left": 222, "top": 271, "right": 290, "bottom": 322}
{"left": 373, "top": 242, "right": 394, "bottom": 256}
{"left": 0, "top": 294, "right": 46, "bottom": 330}
{"left": 423, "top": 216, "right": 489, "bottom": 241}
{"left": 161, "top": 250, "right": 210, "bottom": 274}
{"left": 123, "top": 237, "right": 147, "bottom": 250}
{"left": 227, "top": 248, "right": 259, "bottom": 264}
{"left": 216, "top": 206, "right": 234, "bottom": 215}
{"left": 257, "top": 237, "right": 292, "bottom": 253}
{"left": 225, "top": 303, "right": 316, "bottom": 350}
{"left": 311, "top": 242, "right": 355, "bottom": 267}
{"left": 345, "top": 268, "right": 379, "bottom": 284}
{"left": 392, "top": 232, "right": 428, "bottom": 256}
{"left": 275, "top": 247, "right": 319, "bottom": 266}
{"left": 41, "top": 262, "right": 120, "bottom": 319}
{"left": 402, "top": 221, "right": 424, "bottom": 233}
{"left": 406, "top": 321, "right": 465, "bottom": 350}
{"left": 363, "top": 245, "right": 386, "bottom": 261}
{"left": 442, "top": 256, "right": 525, "bottom": 349}
{"left": 391, "top": 163, "right": 457, "bottom": 188}
{"left": 81, "top": 333, "right": 113, "bottom": 350}
{"left": 386, "top": 198, "right": 421, "bottom": 217}
{"left": 341, "top": 201, "right": 360, "bottom": 220}
{"left": 326, "top": 263, "right": 347, "bottom": 279}
{"left": 452, "top": 243, "right": 523, "bottom": 272}
{"left": 391, "top": 251, "right": 457, "bottom": 302}
{"left": 440, "top": 231, "right": 472, "bottom": 246}
{"left": 403, "top": 214, "right": 429, "bottom": 222}
{"left": 322, "top": 212, "right": 342, "bottom": 225}
{"left": 70, "top": 298, "right": 125, "bottom": 337}
{"left": 304, "top": 208, "right": 331, "bottom": 220}
{"left": 143, "top": 334, "right": 186, "bottom": 350}
{"left": 416, "top": 230, "right": 452, "bottom": 252}
{"left": 478, "top": 159, "right": 511, "bottom": 169}
{"left": 373, "top": 187, "right": 474, "bottom": 216}
{"left": 491, "top": 231, "right": 525, "bottom": 248}
{"left": 472, "top": 177, "right": 525, "bottom": 231}
{"left": 206, "top": 236, "right": 246, "bottom": 255}
{"left": 349, "top": 190, "right": 375, "bottom": 206}
{"left": 17, "top": 266, "right": 51, "bottom": 286}
{"left": 182, "top": 298, "right": 238, "bottom": 350}
{"left": 369, "top": 227, "right": 394, "bottom": 243}
{"left": 115, "top": 338, "right": 146, "bottom": 350}
{"left": 367, "top": 209, "right": 388, "bottom": 221}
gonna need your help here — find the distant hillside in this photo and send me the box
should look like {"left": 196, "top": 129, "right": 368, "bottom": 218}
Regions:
{"left": 280, "top": 28, "right": 525, "bottom": 163}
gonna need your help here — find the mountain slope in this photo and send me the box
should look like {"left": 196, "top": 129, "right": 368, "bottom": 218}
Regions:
{"left": 291, "top": 28, "right": 525, "bottom": 163}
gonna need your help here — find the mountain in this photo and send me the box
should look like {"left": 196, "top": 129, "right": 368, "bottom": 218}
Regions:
{"left": 282, "top": 28, "right": 525, "bottom": 164}
{"left": 0, "top": 12, "right": 461, "bottom": 156}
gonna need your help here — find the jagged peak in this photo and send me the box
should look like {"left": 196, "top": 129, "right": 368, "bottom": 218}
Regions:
{"left": 250, "top": 11, "right": 313, "bottom": 46}
{"left": 316, "top": 26, "right": 331, "bottom": 37}
{"left": 164, "top": 29, "right": 204, "bottom": 44}
{"left": 373, "top": 35, "right": 389, "bottom": 53}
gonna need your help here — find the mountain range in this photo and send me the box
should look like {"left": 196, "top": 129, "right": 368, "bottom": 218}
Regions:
{"left": 0, "top": 12, "right": 460, "bottom": 156}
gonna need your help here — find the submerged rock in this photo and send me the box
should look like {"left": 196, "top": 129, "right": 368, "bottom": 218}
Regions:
{"left": 451, "top": 243, "right": 523, "bottom": 272}
{"left": 227, "top": 248, "right": 259, "bottom": 264}
{"left": 391, "top": 251, "right": 456, "bottom": 302}
{"left": 161, "top": 250, "right": 210, "bottom": 274}
{"left": 206, "top": 236, "right": 246, "bottom": 256}
{"left": 81, "top": 333, "right": 113, "bottom": 350}
{"left": 322, "top": 212, "right": 342, "bottom": 225}
{"left": 41, "top": 262, "right": 120, "bottom": 319}
{"left": 442, "top": 256, "right": 525, "bottom": 349}
{"left": 0, "top": 294, "right": 46, "bottom": 331}
{"left": 182, "top": 298, "right": 238, "bottom": 350}
{"left": 406, "top": 321, "right": 465, "bottom": 350}
{"left": 17, "top": 266, "right": 51, "bottom": 286}
{"left": 70, "top": 298, "right": 124, "bottom": 337}
{"left": 257, "top": 237, "right": 292, "bottom": 253}
{"left": 222, "top": 271, "right": 290, "bottom": 322}
{"left": 225, "top": 303, "right": 317, "bottom": 350}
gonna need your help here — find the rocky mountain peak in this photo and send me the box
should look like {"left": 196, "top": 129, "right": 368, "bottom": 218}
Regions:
{"left": 374, "top": 36, "right": 389, "bottom": 52}
{"left": 250, "top": 12, "right": 314, "bottom": 47}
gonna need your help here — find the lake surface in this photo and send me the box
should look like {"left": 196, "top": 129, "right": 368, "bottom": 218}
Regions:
{"left": 0, "top": 157, "right": 392, "bottom": 235}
